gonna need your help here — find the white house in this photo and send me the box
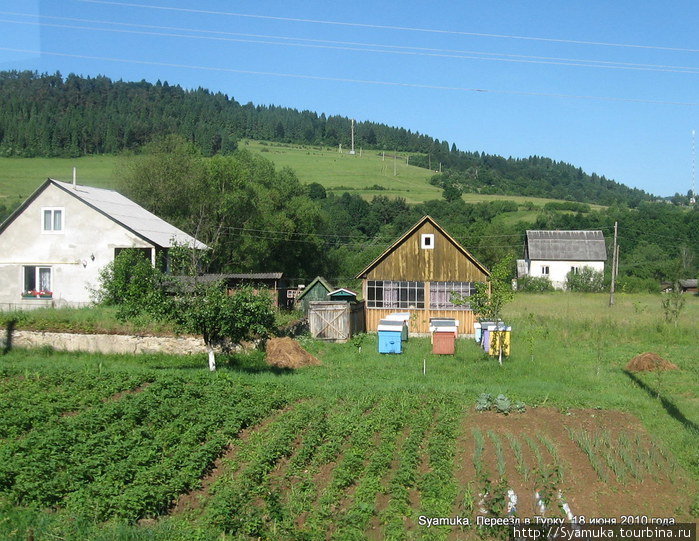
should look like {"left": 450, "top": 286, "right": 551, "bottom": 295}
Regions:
{"left": 518, "top": 230, "right": 607, "bottom": 289}
{"left": 0, "top": 178, "right": 207, "bottom": 310}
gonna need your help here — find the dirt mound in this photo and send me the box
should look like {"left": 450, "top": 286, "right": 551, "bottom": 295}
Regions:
{"left": 265, "top": 337, "right": 321, "bottom": 369}
{"left": 626, "top": 352, "right": 678, "bottom": 372}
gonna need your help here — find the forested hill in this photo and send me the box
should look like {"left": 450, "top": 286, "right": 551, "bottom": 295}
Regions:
{"left": 0, "top": 70, "right": 652, "bottom": 206}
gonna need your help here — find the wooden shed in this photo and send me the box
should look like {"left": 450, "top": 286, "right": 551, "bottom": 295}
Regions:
{"left": 308, "top": 301, "right": 365, "bottom": 342}
{"left": 355, "top": 215, "right": 490, "bottom": 336}
{"left": 296, "top": 276, "right": 333, "bottom": 313}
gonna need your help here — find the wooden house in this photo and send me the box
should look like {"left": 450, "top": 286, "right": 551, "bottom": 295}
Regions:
{"left": 355, "top": 215, "right": 490, "bottom": 335}
{"left": 296, "top": 276, "right": 333, "bottom": 313}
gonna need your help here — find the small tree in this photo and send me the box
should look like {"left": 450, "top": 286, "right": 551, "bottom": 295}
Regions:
{"left": 173, "top": 282, "right": 275, "bottom": 371}
{"left": 661, "top": 282, "right": 686, "bottom": 326}
{"left": 461, "top": 255, "right": 515, "bottom": 323}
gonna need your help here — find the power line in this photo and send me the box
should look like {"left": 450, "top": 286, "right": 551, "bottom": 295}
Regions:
{"left": 78, "top": 0, "right": 699, "bottom": 54}
{"left": 4, "top": 13, "right": 699, "bottom": 75}
{"left": 3, "top": 47, "right": 699, "bottom": 107}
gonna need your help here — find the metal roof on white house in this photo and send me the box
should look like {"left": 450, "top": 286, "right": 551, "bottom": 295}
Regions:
{"left": 525, "top": 230, "right": 607, "bottom": 261}
{"left": 51, "top": 179, "right": 208, "bottom": 249}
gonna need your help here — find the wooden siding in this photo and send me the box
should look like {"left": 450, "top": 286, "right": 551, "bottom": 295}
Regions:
{"left": 365, "top": 307, "right": 477, "bottom": 335}
{"left": 365, "top": 221, "right": 488, "bottom": 282}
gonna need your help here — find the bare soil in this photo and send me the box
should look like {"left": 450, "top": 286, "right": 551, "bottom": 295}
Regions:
{"left": 462, "top": 407, "right": 694, "bottom": 521}
{"left": 265, "top": 337, "right": 321, "bottom": 369}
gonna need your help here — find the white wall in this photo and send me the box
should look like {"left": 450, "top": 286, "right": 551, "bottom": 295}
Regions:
{"left": 0, "top": 183, "right": 154, "bottom": 308}
{"left": 527, "top": 260, "right": 605, "bottom": 290}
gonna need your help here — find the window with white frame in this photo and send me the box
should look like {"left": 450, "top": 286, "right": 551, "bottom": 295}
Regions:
{"left": 541, "top": 265, "right": 550, "bottom": 276}
{"left": 421, "top": 233, "right": 435, "bottom": 249}
{"left": 430, "top": 281, "right": 475, "bottom": 310}
{"left": 23, "top": 266, "right": 52, "bottom": 297}
{"left": 367, "top": 280, "right": 425, "bottom": 309}
{"left": 41, "top": 207, "right": 64, "bottom": 232}
{"left": 570, "top": 266, "right": 580, "bottom": 275}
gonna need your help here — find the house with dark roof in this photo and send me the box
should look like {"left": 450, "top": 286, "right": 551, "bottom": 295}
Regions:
{"left": 520, "top": 230, "right": 607, "bottom": 289}
{"left": 356, "top": 215, "right": 490, "bottom": 335}
{"left": 0, "top": 178, "right": 207, "bottom": 309}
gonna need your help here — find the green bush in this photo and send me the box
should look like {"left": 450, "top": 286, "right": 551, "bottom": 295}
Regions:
{"left": 618, "top": 276, "right": 659, "bottom": 293}
{"left": 565, "top": 267, "right": 605, "bottom": 293}
{"left": 518, "top": 275, "right": 555, "bottom": 293}
{"left": 94, "top": 249, "right": 170, "bottom": 320}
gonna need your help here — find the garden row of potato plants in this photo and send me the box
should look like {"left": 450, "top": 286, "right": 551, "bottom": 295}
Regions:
{"left": 0, "top": 368, "right": 152, "bottom": 440}
{"left": 202, "top": 392, "right": 455, "bottom": 540}
{"left": 0, "top": 373, "right": 294, "bottom": 521}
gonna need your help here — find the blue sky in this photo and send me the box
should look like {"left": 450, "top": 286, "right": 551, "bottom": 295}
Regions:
{"left": 1, "top": 0, "right": 699, "bottom": 197}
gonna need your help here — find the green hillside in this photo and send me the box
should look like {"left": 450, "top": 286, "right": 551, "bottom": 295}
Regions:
{"left": 0, "top": 71, "right": 653, "bottom": 207}
{"left": 0, "top": 147, "right": 605, "bottom": 211}
{"left": 0, "top": 155, "right": 118, "bottom": 205}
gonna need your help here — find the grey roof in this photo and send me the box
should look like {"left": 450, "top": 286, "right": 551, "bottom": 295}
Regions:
{"left": 526, "top": 230, "right": 607, "bottom": 261}
{"left": 679, "top": 279, "right": 698, "bottom": 288}
{"left": 52, "top": 180, "right": 207, "bottom": 249}
{"left": 228, "top": 273, "right": 284, "bottom": 280}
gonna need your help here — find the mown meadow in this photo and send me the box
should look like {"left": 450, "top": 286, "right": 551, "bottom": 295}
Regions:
{"left": 0, "top": 293, "right": 696, "bottom": 540}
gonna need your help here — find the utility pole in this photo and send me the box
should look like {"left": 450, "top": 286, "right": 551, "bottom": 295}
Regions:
{"left": 609, "top": 221, "right": 618, "bottom": 306}
{"left": 349, "top": 119, "right": 356, "bottom": 155}
{"left": 393, "top": 152, "right": 397, "bottom": 176}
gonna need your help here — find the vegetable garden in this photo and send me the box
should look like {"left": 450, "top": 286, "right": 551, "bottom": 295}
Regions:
{"left": 0, "top": 293, "right": 697, "bottom": 539}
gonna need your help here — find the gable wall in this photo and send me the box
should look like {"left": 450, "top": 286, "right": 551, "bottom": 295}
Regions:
{"left": 366, "top": 221, "right": 487, "bottom": 282}
{"left": 0, "top": 183, "right": 154, "bottom": 307}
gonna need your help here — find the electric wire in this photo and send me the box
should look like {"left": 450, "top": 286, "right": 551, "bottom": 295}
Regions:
{"left": 3, "top": 12, "right": 699, "bottom": 75}
{"left": 3, "top": 47, "right": 699, "bottom": 107}
{"left": 77, "top": 0, "right": 699, "bottom": 54}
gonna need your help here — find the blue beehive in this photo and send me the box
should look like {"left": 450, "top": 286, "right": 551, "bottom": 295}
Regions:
{"left": 378, "top": 320, "right": 403, "bottom": 354}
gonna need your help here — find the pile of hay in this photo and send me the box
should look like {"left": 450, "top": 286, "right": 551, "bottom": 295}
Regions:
{"left": 626, "top": 352, "right": 678, "bottom": 372}
{"left": 265, "top": 337, "right": 321, "bottom": 369}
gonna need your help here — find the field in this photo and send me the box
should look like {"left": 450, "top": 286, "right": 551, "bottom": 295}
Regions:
{"left": 0, "top": 146, "right": 602, "bottom": 210}
{"left": 0, "top": 293, "right": 697, "bottom": 540}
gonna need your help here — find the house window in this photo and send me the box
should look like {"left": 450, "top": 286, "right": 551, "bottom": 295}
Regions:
{"left": 571, "top": 266, "right": 579, "bottom": 275}
{"left": 430, "top": 281, "right": 475, "bottom": 310}
{"left": 541, "top": 265, "right": 550, "bottom": 276}
{"left": 367, "top": 280, "right": 425, "bottom": 309}
{"left": 421, "top": 234, "right": 435, "bottom": 249}
{"left": 23, "top": 266, "right": 52, "bottom": 297}
{"left": 41, "top": 207, "right": 63, "bottom": 232}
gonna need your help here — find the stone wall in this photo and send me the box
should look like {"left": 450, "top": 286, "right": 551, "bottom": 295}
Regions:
{"left": 3, "top": 329, "right": 256, "bottom": 356}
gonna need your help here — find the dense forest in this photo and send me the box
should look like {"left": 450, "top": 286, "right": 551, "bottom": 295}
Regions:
{"left": 0, "top": 70, "right": 653, "bottom": 207}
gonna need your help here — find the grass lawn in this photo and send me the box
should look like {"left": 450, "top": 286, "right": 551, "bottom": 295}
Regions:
{"left": 0, "top": 147, "right": 604, "bottom": 213}
{"left": 0, "top": 295, "right": 696, "bottom": 539}
{"left": 0, "top": 155, "right": 118, "bottom": 203}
